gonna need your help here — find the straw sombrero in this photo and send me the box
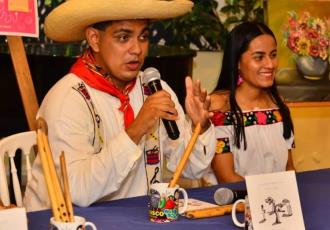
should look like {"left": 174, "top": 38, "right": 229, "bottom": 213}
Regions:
{"left": 45, "top": 0, "right": 194, "bottom": 42}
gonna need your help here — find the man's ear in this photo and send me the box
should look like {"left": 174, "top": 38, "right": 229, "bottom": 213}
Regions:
{"left": 85, "top": 27, "right": 101, "bottom": 52}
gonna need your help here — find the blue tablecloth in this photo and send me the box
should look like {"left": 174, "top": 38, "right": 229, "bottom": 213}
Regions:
{"left": 28, "top": 168, "right": 330, "bottom": 229}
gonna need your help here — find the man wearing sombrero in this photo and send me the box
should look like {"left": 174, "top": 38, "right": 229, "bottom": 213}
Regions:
{"left": 24, "top": 0, "right": 215, "bottom": 211}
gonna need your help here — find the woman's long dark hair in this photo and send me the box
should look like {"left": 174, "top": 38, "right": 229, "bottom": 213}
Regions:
{"left": 213, "top": 22, "right": 294, "bottom": 149}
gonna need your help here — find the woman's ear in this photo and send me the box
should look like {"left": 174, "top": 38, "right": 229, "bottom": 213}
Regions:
{"left": 85, "top": 27, "right": 101, "bottom": 52}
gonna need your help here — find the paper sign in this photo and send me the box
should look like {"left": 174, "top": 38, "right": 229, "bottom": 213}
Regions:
{"left": 0, "top": 0, "right": 39, "bottom": 37}
{"left": 246, "top": 171, "right": 305, "bottom": 230}
{"left": 8, "top": 0, "right": 29, "bottom": 12}
{"left": 179, "top": 198, "right": 218, "bottom": 212}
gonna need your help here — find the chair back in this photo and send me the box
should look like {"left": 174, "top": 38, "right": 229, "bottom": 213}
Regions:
{"left": 0, "top": 131, "right": 36, "bottom": 207}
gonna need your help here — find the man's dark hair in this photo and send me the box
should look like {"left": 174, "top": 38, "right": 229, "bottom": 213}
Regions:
{"left": 92, "top": 21, "right": 113, "bottom": 31}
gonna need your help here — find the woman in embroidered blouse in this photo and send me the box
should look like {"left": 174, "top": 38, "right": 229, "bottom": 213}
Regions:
{"left": 204, "top": 22, "right": 295, "bottom": 184}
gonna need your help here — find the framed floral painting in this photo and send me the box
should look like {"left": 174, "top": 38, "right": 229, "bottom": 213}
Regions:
{"left": 265, "top": 0, "right": 330, "bottom": 102}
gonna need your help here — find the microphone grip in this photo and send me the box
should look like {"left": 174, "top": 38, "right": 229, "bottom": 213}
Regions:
{"left": 147, "top": 80, "right": 180, "bottom": 140}
{"left": 147, "top": 80, "right": 163, "bottom": 92}
{"left": 162, "top": 119, "right": 180, "bottom": 140}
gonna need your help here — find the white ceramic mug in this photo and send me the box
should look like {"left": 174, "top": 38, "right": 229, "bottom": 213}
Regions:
{"left": 50, "top": 215, "right": 97, "bottom": 230}
{"left": 148, "top": 182, "right": 189, "bottom": 223}
{"left": 232, "top": 195, "right": 253, "bottom": 229}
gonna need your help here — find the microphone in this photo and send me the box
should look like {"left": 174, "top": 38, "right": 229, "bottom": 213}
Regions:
{"left": 142, "top": 67, "right": 180, "bottom": 140}
{"left": 214, "top": 187, "right": 247, "bottom": 205}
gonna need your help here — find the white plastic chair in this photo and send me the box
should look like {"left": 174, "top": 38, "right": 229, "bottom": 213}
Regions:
{"left": 0, "top": 131, "right": 36, "bottom": 207}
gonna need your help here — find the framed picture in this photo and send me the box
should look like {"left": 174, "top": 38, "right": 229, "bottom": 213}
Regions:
{"left": 265, "top": 0, "right": 330, "bottom": 102}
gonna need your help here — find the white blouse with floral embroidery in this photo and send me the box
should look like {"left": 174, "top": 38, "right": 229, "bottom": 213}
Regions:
{"left": 204, "top": 108, "right": 294, "bottom": 185}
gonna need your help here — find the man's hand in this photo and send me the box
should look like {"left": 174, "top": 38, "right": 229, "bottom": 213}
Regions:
{"left": 126, "top": 90, "right": 178, "bottom": 144}
{"left": 185, "top": 77, "right": 213, "bottom": 134}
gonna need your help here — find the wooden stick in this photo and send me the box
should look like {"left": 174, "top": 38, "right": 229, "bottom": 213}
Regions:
{"left": 41, "top": 131, "right": 69, "bottom": 222}
{"left": 36, "top": 117, "right": 69, "bottom": 222}
{"left": 7, "top": 36, "right": 39, "bottom": 131}
{"left": 185, "top": 203, "right": 245, "bottom": 219}
{"left": 36, "top": 117, "right": 48, "bottom": 135}
{"left": 41, "top": 132, "right": 68, "bottom": 215}
{"left": 168, "top": 123, "right": 201, "bottom": 188}
{"left": 60, "top": 152, "right": 74, "bottom": 222}
{"left": 37, "top": 130, "right": 61, "bottom": 221}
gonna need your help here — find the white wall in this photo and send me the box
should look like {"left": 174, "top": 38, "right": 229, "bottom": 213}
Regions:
{"left": 191, "top": 0, "right": 225, "bottom": 93}
{"left": 192, "top": 51, "right": 223, "bottom": 93}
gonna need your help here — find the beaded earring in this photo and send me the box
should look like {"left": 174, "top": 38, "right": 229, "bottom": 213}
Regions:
{"left": 237, "top": 74, "right": 244, "bottom": 86}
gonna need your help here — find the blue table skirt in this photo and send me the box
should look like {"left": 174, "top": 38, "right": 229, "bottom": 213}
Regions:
{"left": 28, "top": 168, "right": 330, "bottom": 230}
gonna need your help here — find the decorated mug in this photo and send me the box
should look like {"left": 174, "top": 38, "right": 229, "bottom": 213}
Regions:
{"left": 232, "top": 195, "right": 253, "bottom": 229}
{"left": 148, "top": 182, "right": 188, "bottom": 223}
{"left": 50, "top": 215, "right": 97, "bottom": 230}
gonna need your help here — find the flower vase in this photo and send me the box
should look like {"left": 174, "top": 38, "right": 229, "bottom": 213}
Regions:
{"left": 295, "top": 56, "right": 329, "bottom": 80}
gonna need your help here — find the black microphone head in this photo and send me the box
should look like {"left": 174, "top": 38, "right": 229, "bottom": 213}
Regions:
{"left": 142, "top": 67, "right": 161, "bottom": 85}
{"left": 214, "top": 187, "right": 234, "bottom": 205}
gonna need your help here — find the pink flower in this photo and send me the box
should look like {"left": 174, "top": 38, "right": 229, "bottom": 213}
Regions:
{"left": 306, "top": 29, "right": 319, "bottom": 39}
{"left": 256, "top": 112, "right": 267, "bottom": 125}
{"left": 288, "top": 32, "right": 300, "bottom": 52}
{"left": 309, "top": 45, "right": 320, "bottom": 57}
{"left": 211, "top": 112, "right": 226, "bottom": 126}
{"left": 319, "top": 38, "right": 329, "bottom": 49}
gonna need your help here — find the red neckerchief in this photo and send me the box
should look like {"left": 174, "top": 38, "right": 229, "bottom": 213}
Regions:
{"left": 70, "top": 48, "right": 136, "bottom": 128}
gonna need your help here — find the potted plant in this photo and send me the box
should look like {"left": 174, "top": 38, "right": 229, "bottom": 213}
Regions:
{"left": 150, "top": 0, "right": 264, "bottom": 51}
{"left": 150, "top": 0, "right": 225, "bottom": 51}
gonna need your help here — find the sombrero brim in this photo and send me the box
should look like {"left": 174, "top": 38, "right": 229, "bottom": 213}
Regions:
{"left": 45, "top": 0, "right": 193, "bottom": 42}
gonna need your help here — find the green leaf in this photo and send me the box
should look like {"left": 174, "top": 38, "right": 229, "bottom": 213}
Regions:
{"left": 45, "top": 0, "right": 52, "bottom": 6}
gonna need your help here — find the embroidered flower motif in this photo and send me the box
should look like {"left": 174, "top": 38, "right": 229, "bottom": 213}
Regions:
{"left": 273, "top": 110, "right": 282, "bottom": 122}
{"left": 212, "top": 109, "right": 282, "bottom": 127}
{"left": 212, "top": 111, "right": 226, "bottom": 126}
{"left": 243, "top": 115, "right": 247, "bottom": 123}
{"left": 216, "top": 140, "right": 225, "bottom": 154}
{"left": 78, "top": 83, "right": 91, "bottom": 99}
{"left": 215, "top": 138, "right": 230, "bottom": 154}
{"left": 256, "top": 111, "right": 267, "bottom": 125}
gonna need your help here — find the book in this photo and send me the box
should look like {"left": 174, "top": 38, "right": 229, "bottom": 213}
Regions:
{"left": 246, "top": 171, "right": 305, "bottom": 230}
